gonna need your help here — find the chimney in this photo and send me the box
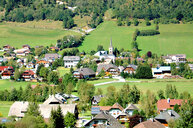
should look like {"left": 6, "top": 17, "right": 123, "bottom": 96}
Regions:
{"left": 167, "top": 98, "right": 170, "bottom": 103}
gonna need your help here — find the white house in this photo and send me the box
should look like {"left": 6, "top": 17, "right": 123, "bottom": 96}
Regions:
{"left": 162, "top": 54, "right": 186, "bottom": 64}
{"left": 152, "top": 66, "right": 171, "bottom": 78}
{"left": 63, "top": 56, "right": 80, "bottom": 68}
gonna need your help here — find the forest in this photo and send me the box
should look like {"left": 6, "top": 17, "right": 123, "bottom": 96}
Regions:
{"left": 0, "top": 0, "right": 192, "bottom": 29}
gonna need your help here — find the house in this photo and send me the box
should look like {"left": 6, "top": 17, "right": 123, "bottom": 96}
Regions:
{"left": 0, "top": 66, "right": 14, "bottom": 79}
{"left": 124, "top": 104, "right": 139, "bottom": 116}
{"left": 188, "top": 64, "right": 193, "bottom": 71}
{"left": 45, "top": 53, "right": 60, "bottom": 62}
{"left": 152, "top": 66, "right": 171, "bottom": 78}
{"left": 157, "top": 99, "right": 184, "bottom": 112}
{"left": 134, "top": 119, "right": 165, "bottom": 128}
{"left": 22, "top": 70, "right": 35, "bottom": 81}
{"left": 94, "top": 39, "right": 115, "bottom": 63}
{"left": 22, "top": 44, "right": 30, "bottom": 49}
{"left": 39, "top": 95, "right": 78, "bottom": 119}
{"left": 91, "top": 103, "right": 124, "bottom": 118}
{"left": 50, "top": 46, "right": 60, "bottom": 51}
{"left": 155, "top": 110, "right": 180, "bottom": 127}
{"left": 116, "top": 111, "right": 130, "bottom": 126}
{"left": 63, "top": 56, "right": 80, "bottom": 68}
{"left": 73, "top": 68, "right": 95, "bottom": 79}
{"left": 84, "top": 111, "right": 124, "bottom": 128}
{"left": 36, "top": 60, "right": 50, "bottom": 67}
{"left": 123, "top": 64, "right": 138, "bottom": 74}
{"left": 91, "top": 95, "right": 104, "bottom": 105}
{"left": 96, "top": 64, "right": 119, "bottom": 76}
{"left": 26, "top": 62, "right": 35, "bottom": 69}
{"left": 3, "top": 45, "right": 13, "bottom": 51}
{"left": 14, "top": 48, "right": 31, "bottom": 56}
{"left": 162, "top": 54, "right": 186, "bottom": 64}
{"left": 8, "top": 101, "right": 29, "bottom": 120}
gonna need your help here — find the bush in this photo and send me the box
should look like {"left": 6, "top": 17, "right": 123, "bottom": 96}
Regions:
{"left": 135, "top": 65, "right": 152, "bottom": 79}
{"left": 133, "top": 19, "right": 139, "bottom": 26}
{"left": 170, "top": 19, "right": 180, "bottom": 24}
{"left": 139, "top": 29, "right": 160, "bottom": 36}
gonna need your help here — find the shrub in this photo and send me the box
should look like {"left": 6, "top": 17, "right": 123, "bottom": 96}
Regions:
{"left": 133, "top": 19, "right": 139, "bottom": 26}
{"left": 139, "top": 29, "right": 160, "bottom": 36}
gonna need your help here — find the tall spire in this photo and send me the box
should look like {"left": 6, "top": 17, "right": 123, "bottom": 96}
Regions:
{"left": 109, "top": 38, "right": 113, "bottom": 55}
{"left": 110, "top": 37, "right": 113, "bottom": 47}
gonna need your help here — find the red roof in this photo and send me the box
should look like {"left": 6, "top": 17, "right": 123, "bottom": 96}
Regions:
{"left": 0, "top": 66, "right": 13, "bottom": 72}
{"left": 157, "top": 99, "right": 184, "bottom": 111}
{"left": 92, "top": 103, "right": 124, "bottom": 111}
{"left": 23, "top": 70, "right": 35, "bottom": 75}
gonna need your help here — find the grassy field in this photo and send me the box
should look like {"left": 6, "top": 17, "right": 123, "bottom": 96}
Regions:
{"left": 79, "top": 21, "right": 193, "bottom": 59}
{"left": 87, "top": 78, "right": 116, "bottom": 84}
{"left": 0, "top": 80, "right": 37, "bottom": 91}
{"left": 95, "top": 80, "right": 193, "bottom": 95}
{"left": 0, "top": 101, "right": 13, "bottom": 117}
{"left": 57, "top": 67, "right": 72, "bottom": 77}
{"left": 0, "top": 21, "right": 81, "bottom": 48}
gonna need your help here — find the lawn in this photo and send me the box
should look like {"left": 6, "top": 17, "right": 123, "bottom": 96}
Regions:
{"left": 56, "top": 67, "right": 76, "bottom": 77}
{"left": 95, "top": 79, "right": 193, "bottom": 95}
{"left": 0, "top": 101, "right": 13, "bottom": 117}
{"left": 87, "top": 78, "right": 116, "bottom": 85}
{"left": 0, "top": 21, "right": 81, "bottom": 48}
{"left": 0, "top": 80, "right": 37, "bottom": 91}
{"left": 79, "top": 21, "right": 193, "bottom": 59}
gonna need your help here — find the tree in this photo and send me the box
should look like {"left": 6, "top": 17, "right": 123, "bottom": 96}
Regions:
{"left": 140, "top": 90, "right": 157, "bottom": 118}
{"left": 14, "top": 68, "right": 20, "bottom": 81}
{"left": 129, "top": 85, "right": 140, "bottom": 104}
{"left": 165, "top": 84, "right": 178, "bottom": 99}
{"left": 135, "top": 64, "right": 152, "bottom": 79}
{"left": 66, "top": 82, "right": 74, "bottom": 96}
{"left": 106, "top": 86, "right": 117, "bottom": 106}
{"left": 133, "top": 19, "right": 139, "bottom": 26}
{"left": 174, "top": 104, "right": 180, "bottom": 113}
{"left": 147, "top": 51, "right": 152, "bottom": 58}
{"left": 98, "top": 69, "right": 106, "bottom": 77}
{"left": 95, "top": 88, "right": 103, "bottom": 96}
{"left": 26, "top": 102, "right": 40, "bottom": 117}
{"left": 36, "top": 64, "right": 44, "bottom": 76}
{"left": 47, "top": 71, "right": 59, "bottom": 85}
{"left": 50, "top": 106, "right": 65, "bottom": 128}
{"left": 39, "top": 67, "right": 49, "bottom": 80}
{"left": 97, "top": 45, "right": 104, "bottom": 51}
{"left": 64, "top": 112, "right": 76, "bottom": 127}
{"left": 157, "top": 89, "right": 165, "bottom": 99}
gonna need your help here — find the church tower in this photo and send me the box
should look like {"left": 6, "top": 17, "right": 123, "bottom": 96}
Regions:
{"left": 109, "top": 38, "right": 114, "bottom": 55}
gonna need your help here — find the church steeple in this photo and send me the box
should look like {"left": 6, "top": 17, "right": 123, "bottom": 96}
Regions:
{"left": 109, "top": 38, "right": 113, "bottom": 55}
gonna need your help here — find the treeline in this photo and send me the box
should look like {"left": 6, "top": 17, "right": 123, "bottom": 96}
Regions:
{"left": 113, "top": 0, "right": 193, "bottom": 22}
{"left": 138, "top": 30, "right": 160, "bottom": 36}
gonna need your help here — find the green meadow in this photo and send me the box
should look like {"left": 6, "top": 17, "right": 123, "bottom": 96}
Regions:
{"left": 0, "top": 21, "right": 81, "bottom": 48}
{"left": 95, "top": 79, "right": 193, "bottom": 95}
{"left": 79, "top": 21, "right": 193, "bottom": 59}
{"left": 0, "top": 101, "right": 13, "bottom": 117}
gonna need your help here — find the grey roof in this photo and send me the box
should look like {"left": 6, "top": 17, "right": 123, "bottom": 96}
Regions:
{"left": 92, "top": 95, "right": 104, "bottom": 103}
{"left": 85, "top": 111, "right": 124, "bottom": 128}
{"left": 155, "top": 110, "right": 180, "bottom": 122}
{"left": 43, "top": 95, "right": 63, "bottom": 105}
{"left": 63, "top": 56, "right": 80, "bottom": 61}
{"left": 8, "top": 101, "right": 29, "bottom": 117}
{"left": 45, "top": 53, "right": 60, "bottom": 59}
{"left": 125, "top": 104, "right": 139, "bottom": 111}
{"left": 74, "top": 68, "right": 95, "bottom": 76}
{"left": 91, "top": 107, "right": 101, "bottom": 115}
{"left": 134, "top": 119, "right": 165, "bottom": 128}
{"left": 126, "top": 64, "right": 138, "bottom": 70}
{"left": 97, "top": 64, "right": 118, "bottom": 73}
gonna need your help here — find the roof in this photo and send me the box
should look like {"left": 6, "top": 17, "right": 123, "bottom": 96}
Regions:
{"left": 37, "top": 60, "right": 49, "bottom": 64}
{"left": 74, "top": 68, "right": 95, "bottom": 76}
{"left": 92, "top": 103, "right": 124, "bottom": 112}
{"left": 91, "top": 107, "right": 101, "bottom": 115}
{"left": 125, "top": 104, "right": 139, "bottom": 111}
{"left": 92, "top": 106, "right": 112, "bottom": 111}
{"left": 92, "top": 95, "right": 104, "bottom": 103}
{"left": 0, "top": 66, "right": 13, "bottom": 71}
{"left": 155, "top": 110, "right": 180, "bottom": 122}
{"left": 134, "top": 119, "right": 165, "bottom": 128}
{"left": 152, "top": 66, "right": 171, "bottom": 73}
{"left": 8, "top": 101, "right": 29, "bottom": 117}
{"left": 39, "top": 104, "right": 76, "bottom": 119}
{"left": 85, "top": 111, "right": 124, "bottom": 128}
{"left": 63, "top": 56, "right": 80, "bottom": 61}
{"left": 157, "top": 99, "right": 184, "bottom": 111}
{"left": 43, "top": 95, "right": 63, "bottom": 105}
{"left": 97, "top": 64, "right": 118, "bottom": 73}
{"left": 45, "top": 53, "right": 60, "bottom": 59}
{"left": 111, "top": 103, "right": 124, "bottom": 111}
{"left": 126, "top": 64, "right": 138, "bottom": 70}
{"left": 23, "top": 70, "right": 35, "bottom": 75}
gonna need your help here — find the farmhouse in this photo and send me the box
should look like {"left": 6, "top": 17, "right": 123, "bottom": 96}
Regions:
{"left": 73, "top": 68, "right": 95, "bottom": 79}
{"left": 96, "top": 64, "right": 119, "bottom": 76}
{"left": 63, "top": 56, "right": 80, "bottom": 68}
{"left": 152, "top": 66, "right": 171, "bottom": 78}
{"left": 44, "top": 53, "right": 60, "bottom": 62}
{"left": 124, "top": 104, "right": 139, "bottom": 116}
{"left": 3, "top": 45, "right": 14, "bottom": 51}
{"left": 14, "top": 48, "right": 31, "bottom": 56}
{"left": 36, "top": 60, "right": 50, "bottom": 67}
{"left": 123, "top": 64, "right": 138, "bottom": 74}
{"left": 22, "top": 70, "right": 35, "bottom": 81}
{"left": 157, "top": 99, "right": 184, "bottom": 112}
{"left": 84, "top": 111, "right": 124, "bottom": 128}
{"left": 155, "top": 110, "right": 180, "bottom": 127}
{"left": 8, "top": 101, "right": 29, "bottom": 120}
{"left": 0, "top": 66, "right": 14, "bottom": 79}
{"left": 162, "top": 54, "right": 186, "bottom": 64}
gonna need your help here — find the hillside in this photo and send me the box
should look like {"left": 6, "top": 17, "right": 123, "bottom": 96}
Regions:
{"left": 79, "top": 21, "right": 193, "bottom": 59}
{"left": 0, "top": 21, "right": 81, "bottom": 48}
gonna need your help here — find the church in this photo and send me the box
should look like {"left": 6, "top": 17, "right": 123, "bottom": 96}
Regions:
{"left": 94, "top": 39, "right": 115, "bottom": 63}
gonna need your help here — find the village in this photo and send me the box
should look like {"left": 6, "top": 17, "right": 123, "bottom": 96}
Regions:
{"left": 0, "top": 38, "right": 192, "bottom": 128}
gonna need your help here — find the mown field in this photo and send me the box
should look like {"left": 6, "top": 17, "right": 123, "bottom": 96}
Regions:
{"left": 0, "top": 80, "right": 37, "bottom": 91}
{"left": 79, "top": 21, "right": 193, "bottom": 59}
{"left": 95, "top": 79, "right": 193, "bottom": 95}
{"left": 0, "top": 101, "right": 13, "bottom": 117}
{"left": 0, "top": 21, "right": 81, "bottom": 48}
